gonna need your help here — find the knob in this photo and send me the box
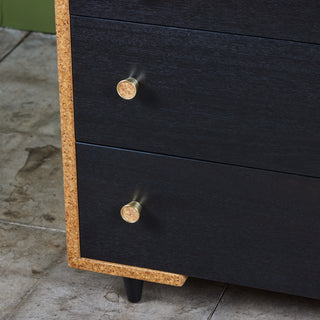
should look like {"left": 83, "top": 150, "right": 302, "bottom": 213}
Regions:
{"left": 120, "top": 201, "right": 142, "bottom": 223}
{"left": 116, "top": 77, "right": 138, "bottom": 100}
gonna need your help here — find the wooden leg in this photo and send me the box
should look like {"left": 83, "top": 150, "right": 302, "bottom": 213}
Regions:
{"left": 123, "top": 277, "right": 143, "bottom": 303}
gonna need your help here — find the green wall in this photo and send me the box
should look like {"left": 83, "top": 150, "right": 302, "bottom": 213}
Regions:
{"left": 0, "top": 0, "right": 55, "bottom": 33}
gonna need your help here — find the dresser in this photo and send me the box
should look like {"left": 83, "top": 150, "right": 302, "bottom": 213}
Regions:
{"left": 55, "top": 0, "right": 320, "bottom": 302}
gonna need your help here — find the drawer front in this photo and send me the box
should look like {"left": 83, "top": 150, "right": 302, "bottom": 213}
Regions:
{"left": 71, "top": 17, "right": 320, "bottom": 177}
{"left": 69, "top": 0, "right": 320, "bottom": 44}
{"left": 76, "top": 143, "right": 320, "bottom": 299}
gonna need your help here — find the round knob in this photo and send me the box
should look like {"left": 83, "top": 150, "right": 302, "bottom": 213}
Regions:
{"left": 116, "top": 77, "right": 138, "bottom": 100}
{"left": 120, "top": 201, "right": 142, "bottom": 223}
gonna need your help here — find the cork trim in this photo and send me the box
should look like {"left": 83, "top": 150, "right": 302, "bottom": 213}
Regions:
{"left": 55, "top": 0, "right": 80, "bottom": 261}
{"left": 55, "top": 0, "right": 187, "bottom": 287}
{"left": 70, "top": 258, "right": 186, "bottom": 286}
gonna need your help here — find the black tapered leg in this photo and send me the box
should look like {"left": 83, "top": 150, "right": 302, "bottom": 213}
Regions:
{"left": 123, "top": 277, "right": 143, "bottom": 303}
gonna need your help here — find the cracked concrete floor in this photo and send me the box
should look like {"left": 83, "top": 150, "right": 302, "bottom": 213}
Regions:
{"left": 1, "top": 27, "right": 320, "bottom": 319}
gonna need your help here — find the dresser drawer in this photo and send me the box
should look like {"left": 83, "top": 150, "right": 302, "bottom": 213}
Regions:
{"left": 71, "top": 17, "right": 320, "bottom": 177}
{"left": 76, "top": 142, "right": 320, "bottom": 299}
{"left": 69, "top": 0, "right": 320, "bottom": 44}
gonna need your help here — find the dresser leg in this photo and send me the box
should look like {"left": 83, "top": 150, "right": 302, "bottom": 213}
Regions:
{"left": 123, "top": 277, "right": 143, "bottom": 303}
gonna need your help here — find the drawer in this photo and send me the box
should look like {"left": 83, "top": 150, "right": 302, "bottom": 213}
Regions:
{"left": 76, "top": 142, "right": 320, "bottom": 299}
{"left": 71, "top": 17, "right": 320, "bottom": 177}
{"left": 69, "top": 0, "right": 320, "bottom": 44}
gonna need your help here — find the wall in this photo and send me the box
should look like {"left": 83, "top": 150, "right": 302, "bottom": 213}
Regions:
{"left": 0, "top": 0, "right": 55, "bottom": 33}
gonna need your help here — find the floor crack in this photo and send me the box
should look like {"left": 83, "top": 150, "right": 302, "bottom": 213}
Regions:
{"left": 207, "top": 284, "right": 228, "bottom": 320}
{"left": 5, "top": 279, "right": 41, "bottom": 320}
{"left": 0, "top": 219, "right": 66, "bottom": 233}
{"left": 0, "top": 31, "right": 32, "bottom": 63}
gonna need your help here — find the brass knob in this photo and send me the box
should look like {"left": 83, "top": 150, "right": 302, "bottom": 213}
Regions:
{"left": 116, "top": 77, "right": 138, "bottom": 100}
{"left": 120, "top": 201, "right": 142, "bottom": 223}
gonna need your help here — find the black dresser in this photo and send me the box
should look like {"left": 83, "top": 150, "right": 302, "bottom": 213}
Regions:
{"left": 59, "top": 0, "right": 320, "bottom": 301}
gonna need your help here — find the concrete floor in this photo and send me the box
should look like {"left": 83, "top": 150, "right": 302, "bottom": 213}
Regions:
{"left": 1, "top": 27, "right": 320, "bottom": 319}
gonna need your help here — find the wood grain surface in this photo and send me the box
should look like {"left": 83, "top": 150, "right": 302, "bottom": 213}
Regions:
{"left": 71, "top": 16, "right": 320, "bottom": 177}
{"left": 76, "top": 142, "right": 320, "bottom": 299}
{"left": 69, "top": 0, "right": 320, "bottom": 44}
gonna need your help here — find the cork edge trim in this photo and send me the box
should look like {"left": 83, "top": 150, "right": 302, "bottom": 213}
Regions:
{"left": 55, "top": 0, "right": 187, "bottom": 287}
{"left": 70, "top": 257, "right": 187, "bottom": 287}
